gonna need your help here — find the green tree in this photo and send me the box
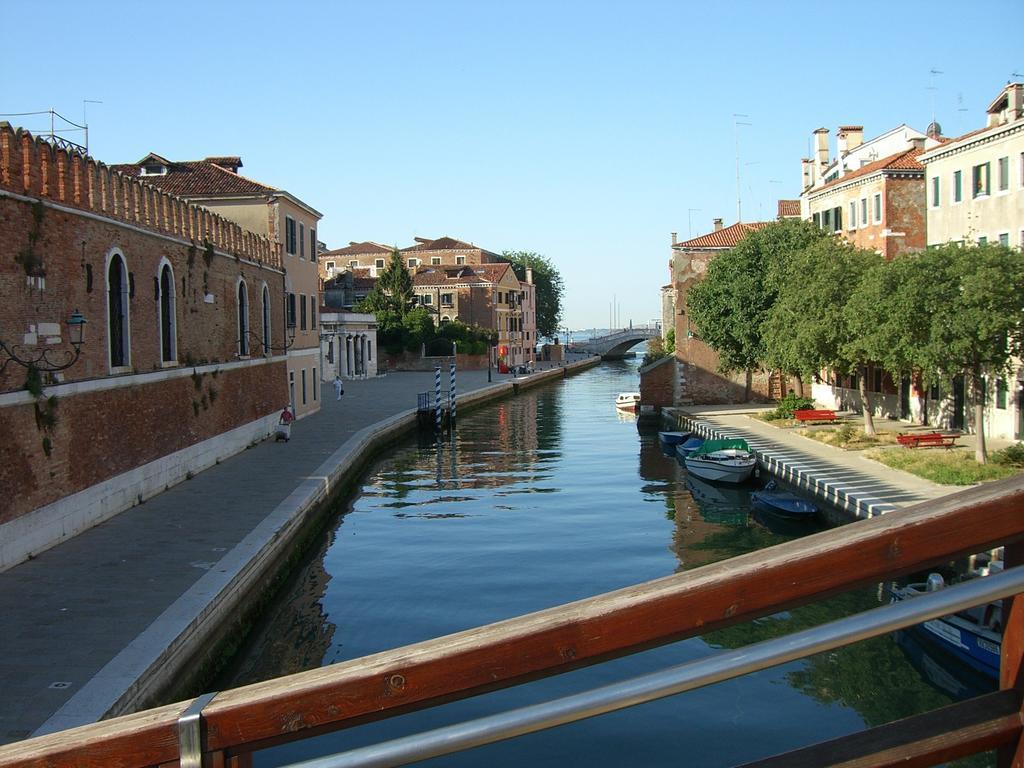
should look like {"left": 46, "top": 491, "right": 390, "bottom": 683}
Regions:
{"left": 359, "top": 248, "right": 413, "bottom": 316}
{"left": 500, "top": 250, "right": 564, "bottom": 339}
{"left": 764, "top": 238, "right": 883, "bottom": 434}
{"left": 686, "top": 219, "right": 826, "bottom": 397}
{"left": 904, "top": 244, "right": 1024, "bottom": 463}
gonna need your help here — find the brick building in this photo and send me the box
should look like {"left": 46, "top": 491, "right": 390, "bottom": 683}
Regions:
{"left": 319, "top": 241, "right": 393, "bottom": 282}
{"left": 412, "top": 262, "right": 536, "bottom": 368}
{"left": 112, "top": 153, "right": 323, "bottom": 418}
{"left": 667, "top": 219, "right": 775, "bottom": 404}
{"left": 799, "top": 123, "right": 934, "bottom": 259}
{"left": 0, "top": 124, "right": 286, "bottom": 569}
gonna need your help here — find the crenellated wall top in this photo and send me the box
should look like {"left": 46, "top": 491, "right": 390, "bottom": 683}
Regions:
{"left": 0, "top": 122, "right": 282, "bottom": 270}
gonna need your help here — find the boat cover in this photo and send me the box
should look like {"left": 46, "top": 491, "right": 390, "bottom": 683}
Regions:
{"left": 689, "top": 438, "right": 751, "bottom": 458}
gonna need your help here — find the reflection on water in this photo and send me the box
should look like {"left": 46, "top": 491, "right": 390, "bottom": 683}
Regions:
{"left": 217, "top": 359, "right": 991, "bottom": 767}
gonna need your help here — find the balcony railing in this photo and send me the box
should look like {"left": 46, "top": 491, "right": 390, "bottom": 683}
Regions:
{"left": 0, "top": 475, "right": 1021, "bottom": 768}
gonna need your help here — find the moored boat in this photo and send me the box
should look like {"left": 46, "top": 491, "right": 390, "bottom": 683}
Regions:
{"left": 889, "top": 573, "right": 1002, "bottom": 679}
{"left": 658, "top": 430, "right": 691, "bottom": 446}
{"left": 615, "top": 392, "right": 641, "bottom": 412}
{"left": 675, "top": 436, "right": 705, "bottom": 460}
{"left": 683, "top": 438, "right": 757, "bottom": 484}
{"left": 750, "top": 481, "right": 818, "bottom": 518}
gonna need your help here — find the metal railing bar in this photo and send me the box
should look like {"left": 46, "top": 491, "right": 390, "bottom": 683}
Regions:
{"left": 281, "top": 567, "right": 1024, "bottom": 768}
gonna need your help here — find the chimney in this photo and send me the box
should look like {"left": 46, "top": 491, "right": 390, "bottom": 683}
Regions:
{"left": 837, "top": 126, "right": 863, "bottom": 155}
{"left": 801, "top": 158, "right": 813, "bottom": 189}
{"left": 1008, "top": 83, "right": 1024, "bottom": 123}
{"left": 204, "top": 156, "right": 243, "bottom": 173}
{"left": 526, "top": 266, "right": 534, "bottom": 285}
{"left": 671, "top": 232, "right": 677, "bottom": 245}
{"left": 814, "top": 128, "right": 830, "bottom": 175}
{"left": 909, "top": 136, "right": 926, "bottom": 151}
{"left": 713, "top": 218, "right": 723, "bottom": 231}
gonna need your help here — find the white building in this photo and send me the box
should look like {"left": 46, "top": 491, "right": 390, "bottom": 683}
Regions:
{"left": 320, "top": 312, "right": 378, "bottom": 380}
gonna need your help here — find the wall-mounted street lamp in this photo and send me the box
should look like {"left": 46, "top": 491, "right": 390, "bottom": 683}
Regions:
{"left": 246, "top": 322, "right": 297, "bottom": 354}
{"left": 0, "top": 310, "right": 86, "bottom": 375}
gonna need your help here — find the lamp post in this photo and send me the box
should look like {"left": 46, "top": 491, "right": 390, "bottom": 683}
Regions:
{"left": 0, "top": 310, "right": 87, "bottom": 376}
{"left": 246, "top": 322, "right": 297, "bottom": 354}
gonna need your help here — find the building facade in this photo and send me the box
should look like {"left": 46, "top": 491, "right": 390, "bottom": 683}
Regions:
{"left": 668, "top": 219, "right": 775, "bottom": 404}
{"left": 918, "top": 81, "right": 1024, "bottom": 441}
{"left": 113, "top": 154, "right": 324, "bottom": 419}
{"left": 0, "top": 124, "right": 286, "bottom": 569}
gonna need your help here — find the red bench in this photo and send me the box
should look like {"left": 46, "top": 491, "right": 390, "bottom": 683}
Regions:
{"left": 793, "top": 409, "right": 837, "bottom": 423}
{"left": 896, "top": 432, "right": 959, "bottom": 449}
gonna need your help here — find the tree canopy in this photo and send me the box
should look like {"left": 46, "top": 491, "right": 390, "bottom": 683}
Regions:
{"left": 359, "top": 248, "right": 413, "bottom": 316}
{"left": 686, "top": 219, "right": 826, "bottom": 375}
{"left": 501, "top": 250, "right": 564, "bottom": 339}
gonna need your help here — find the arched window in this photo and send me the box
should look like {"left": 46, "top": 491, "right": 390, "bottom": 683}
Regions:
{"left": 107, "top": 251, "right": 130, "bottom": 368}
{"left": 158, "top": 262, "right": 177, "bottom": 363}
{"left": 261, "top": 284, "right": 271, "bottom": 355}
{"left": 238, "top": 280, "right": 250, "bottom": 356}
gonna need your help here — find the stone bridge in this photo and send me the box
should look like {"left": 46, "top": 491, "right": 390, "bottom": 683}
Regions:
{"left": 569, "top": 326, "right": 661, "bottom": 359}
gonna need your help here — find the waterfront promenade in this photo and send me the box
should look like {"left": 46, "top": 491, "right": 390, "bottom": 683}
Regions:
{"left": 0, "top": 362, "right": 586, "bottom": 746}
{"left": 0, "top": 370, "right": 1002, "bottom": 749}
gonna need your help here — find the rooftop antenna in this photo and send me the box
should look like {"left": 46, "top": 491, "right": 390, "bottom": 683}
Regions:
{"left": 927, "top": 68, "right": 943, "bottom": 125}
{"left": 732, "top": 114, "right": 752, "bottom": 222}
{"left": 82, "top": 99, "right": 102, "bottom": 155}
{"left": 687, "top": 208, "right": 702, "bottom": 237}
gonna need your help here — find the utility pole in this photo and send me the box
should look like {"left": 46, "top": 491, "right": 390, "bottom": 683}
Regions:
{"left": 733, "top": 114, "right": 752, "bottom": 222}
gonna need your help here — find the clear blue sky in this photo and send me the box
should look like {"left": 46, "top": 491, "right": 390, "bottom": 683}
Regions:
{"left": 4, "top": 0, "right": 1021, "bottom": 329}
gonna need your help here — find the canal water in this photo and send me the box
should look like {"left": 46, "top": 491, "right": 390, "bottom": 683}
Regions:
{"left": 218, "top": 358, "right": 993, "bottom": 767}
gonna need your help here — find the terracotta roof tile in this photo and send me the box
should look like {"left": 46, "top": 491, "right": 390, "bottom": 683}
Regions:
{"left": 777, "top": 199, "right": 801, "bottom": 218}
{"left": 809, "top": 148, "right": 923, "bottom": 194}
{"left": 402, "top": 235, "right": 502, "bottom": 261}
{"left": 673, "top": 221, "right": 772, "bottom": 249}
{"left": 412, "top": 263, "right": 514, "bottom": 286}
{"left": 111, "top": 156, "right": 278, "bottom": 198}
{"left": 322, "top": 241, "right": 393, "bottom": 257}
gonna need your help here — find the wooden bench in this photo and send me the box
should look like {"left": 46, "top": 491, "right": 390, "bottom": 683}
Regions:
{"left": 793, "top": 409, "right": 837, "bottom": 423}
{"left": 896, "top": 432, "right": 959, "bottom": 449}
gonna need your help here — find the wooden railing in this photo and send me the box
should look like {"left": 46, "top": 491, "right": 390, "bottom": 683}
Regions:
{"left": 1, "top": 475, "right": 1022, "bottom": 768}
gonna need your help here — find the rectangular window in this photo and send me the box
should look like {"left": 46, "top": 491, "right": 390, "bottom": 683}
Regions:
{"left": 972, "top": 162, "right": 990, "bottom": 197}
{"left": 456, "top": 255, "right": 466, "bottom": 265}
{"left": 289, "top": 371, "right": 295, "bottom": 407}
{"left": 873, "top": 193, "right": 882, "bottom": 223}
{"left": 301, "top": 369, "right": 307, "bottom": 405}
{"left": 285, "top": 216, "right": 297, "bottom": 255}
{"left": 300, "top": 293, "right": 307, "bottom": 330}
{"left": 407, "top": 258, "right": 417, "bottom": 268}
{"left": 287, "top": 293, "right": 296, "bottom": 327}
{"left": 441, "top": 293, "right": 453, "bottom": 305}
{"left": 998, "top": 157, "right": 1009, "bottom": 191}
{"left": 833, "top": 206, "right": 842, "bottom": 232}
{"left": 375, "top": 258, "right": 385, "bottom": 269}
{"left": 953, "top": 170, "right": 962, "bottom": 202}
{"left": 997, "top": 378, "right": 1007, "bottom": 409}
{"left": 999, "top": 232, "right": 1010, "bottom": 247}
{"left": 299, "top": 222, "right": 306, "bottom": 259}
{"left": 812, "top": 211, "right": 821, "bottom": 228}
{"left": 312, "top": 368, "right": 318, "bottom": 401}
{"left": 311, "top": 299, "right": 316, "bottom": 329}
{"left": 310, "top": 229, "right": 317, "bottom": 262}
{"left": 849, "top": 201, "right": 857, "bottom": 229}
{"left": 822, "top": 209, "right": 832, "bottom": 230}
{"left": 860, "top": 198, "right": 867, "bottom": 225}
{"left": 421, "top": 293, "right": 433, "bottom": 305}
{"left": 931, "top": 175, "right": 940, "bottom": 207}
{"left": 325, "top": 261, "right": 336, "bottom": 274}
{"left": 978, "top": 236, "right": 988, "bottom": 246}
{"left": 348, "top": 259, "right": 358, "bottom": 268}
{"left": 431, "top": 256, "right": 441, "bottom": 265}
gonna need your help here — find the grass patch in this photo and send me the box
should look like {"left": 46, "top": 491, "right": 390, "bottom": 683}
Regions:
{"left": 798, "top": 425, "right": 899, "bottom": 450}
{"left": 864, "top": 447, "right": 1021, "bottom": 485}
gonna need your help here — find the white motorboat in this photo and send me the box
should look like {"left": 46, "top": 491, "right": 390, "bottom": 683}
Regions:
{"left": 683, "top": 438, "right": 757, "bottom": 484}
{"left": 615, "top": 392, "right": 640, "bottom": 412}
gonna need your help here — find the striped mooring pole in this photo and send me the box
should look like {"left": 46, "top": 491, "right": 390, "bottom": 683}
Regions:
{"left": 449, "top": 362, "right": 457, "bottom": 427}
{"left": 434, "top": 365, "right": 442, "bottom": 432}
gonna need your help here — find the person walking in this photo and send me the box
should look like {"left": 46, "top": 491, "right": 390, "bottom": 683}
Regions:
{"left": 334, "top": 375, "right": 344, "bottom": 401}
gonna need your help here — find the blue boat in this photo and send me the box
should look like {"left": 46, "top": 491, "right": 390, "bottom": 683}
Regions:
{"left": 750, "top": 481, "right": 818, "bottom": 518}
{"left": 658, "top": 430, "right": 691, "bottom": 446}
{"left": 675, "top": 437, "right": 705, "bottom": 460}
{"left": 890, "top": 573, "right": 1002, "bottom": 680}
